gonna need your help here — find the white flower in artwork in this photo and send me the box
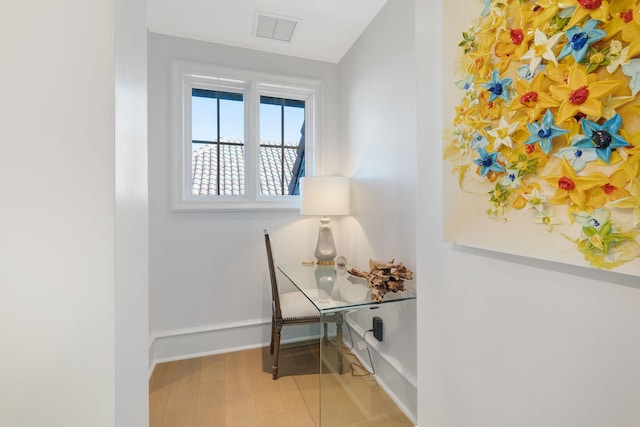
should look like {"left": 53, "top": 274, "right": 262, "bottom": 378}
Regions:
{"left": 521, "top": 28, "right": 563, "bottom": 73}
{"left": 606, "top": 40, "right": 629, "bottom": 74}
{"left": 522, "top": 188, "right": 547, "bottom": 212}
{"left": 487, "top": 116, "right": 518, "bottom": 151}
{"left": 622, "top": 58, "right": 640, "bottom": 96}
{"left": 534, "top": 208, "right": 561, "bottom": 232}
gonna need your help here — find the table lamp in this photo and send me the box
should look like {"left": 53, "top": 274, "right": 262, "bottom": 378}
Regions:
{"left": 300, "top": 175, "right": 350, "bottom": 265}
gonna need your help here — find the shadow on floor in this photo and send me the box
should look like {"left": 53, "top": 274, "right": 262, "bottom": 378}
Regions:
{"left": 261, "top": 339, "right": 345, "bottom": 378}
{"left": 260, "top": 341, "right": 319, "bottom": 377}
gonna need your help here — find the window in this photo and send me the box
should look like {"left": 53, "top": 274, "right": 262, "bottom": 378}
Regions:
{"left": 259, "top": 96, "right": 305, "bottom": 196}
{"left": 172, "top": 61, "right": 319, "bottom": 211}
{"left": 192, "top": 89, "right": 245, "bottom": 196}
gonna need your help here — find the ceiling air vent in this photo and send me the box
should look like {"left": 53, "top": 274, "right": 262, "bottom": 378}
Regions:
{"left": 254, "top": 13, "right": 298, "bottom": 42}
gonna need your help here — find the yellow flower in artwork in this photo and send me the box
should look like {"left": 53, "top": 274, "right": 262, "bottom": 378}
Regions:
{"left": 603, "top": 3, "right": 640, "bottom": 58}
{"left": 454, "top": 98, "right": 474, "bottom": 125}
{"left": 467, "top": 50, "right": 493, "bottom": 79}
{"left": 603, "top": 2, "right": 640, "bottom": 40}
{"left": 545, "top": 158, "right": 608, "bottom": 209}
{"left": 560, "top": 0, "right": 611, "bottom": 28}
{"left": 600, "top": 94, "right": 634, "bottom": 120}
{"left": 544, "top": 62, "right": 572, "bottom": 85}
{"left": 508, "top": 74, "right": 559, "bottom": 122}
{"left": 532, "top": 1, "right": 562, "bottom": 27}
{"left": 587, "top": 169, "right": 631, "bottom": 207}
{"left": 609, "top": 162, "right": 640, "bottom": 226}
{"left": 549, "top": 64, "right": 621, "bottom": 123}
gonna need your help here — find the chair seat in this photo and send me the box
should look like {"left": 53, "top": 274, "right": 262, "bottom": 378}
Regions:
{"left": 280, "top": 289, "right": 330, "bottom": 320}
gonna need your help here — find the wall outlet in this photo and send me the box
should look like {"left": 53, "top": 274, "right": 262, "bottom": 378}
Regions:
{"left": 373, "top": 316, "right": 383, "bottom": 342}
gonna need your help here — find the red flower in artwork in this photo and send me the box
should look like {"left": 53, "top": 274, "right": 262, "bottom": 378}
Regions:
{"left": 568, "top": 86, "right": 589, "bottom": 105}
{"left": 510, "top": 29, "right": 524, "bottom": 45}
{"left": 602, "top": 183, "right": 617, "bottom": 194}
{"left": 621, "top": 9, "right": 633, "bottom": 23}
{"left": 558, "top": 176, "right": 576, "bottom": 190}
{"left": 577, "top": 0, "right": 602, "bottom": 10}
{"left": 520, "top": 91, "right": 539, "bottom": 106}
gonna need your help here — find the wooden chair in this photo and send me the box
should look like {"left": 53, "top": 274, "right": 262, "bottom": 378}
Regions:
{"left": 264, "top": 229, "right": 343, "bottom": 379}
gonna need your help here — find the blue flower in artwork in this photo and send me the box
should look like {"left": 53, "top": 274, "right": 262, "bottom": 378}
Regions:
{"left": 558, "top": 20, "right": 606, "bottom": 63}
{"left": 517, "top": 63, "right": 545, "bottom": 82}
{"left": 481, "top": 0, "right": 492, "bottom": 17}
{"left": 573, "top": 208, "right": 610, "bottom": 238}
{"left": 524, "top": 110, "right": 569, "bottom": 154}
{"left": 455, "top": 74, "right": 475, "bottom": 93}
{"left": 481, "top": 69, "right": 513, "bottom": 102}
{"left": 555, "top": 146, "right": 598, "bottom": 172}
{"left": 572, "top": 114, "right": 630, "bottom": 163}
{"left": 500, "top": 168, "right": 522, "bottom": 189}
{"left": 469, "top": 131, "right": 489, "bottom": 150}
{"left": 473, "top": 148, "right": 505, "bottom": 176}
{"left": 621, "top": 58, "right": 640, "bottom": 96}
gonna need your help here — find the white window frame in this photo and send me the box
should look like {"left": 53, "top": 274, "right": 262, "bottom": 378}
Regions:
{"left": 171, "top": 60, "right": 321, "bottom": 211}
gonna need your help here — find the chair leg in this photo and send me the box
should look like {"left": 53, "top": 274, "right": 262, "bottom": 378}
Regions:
{"left": 270, "top": 316, "right": 275, "bottom": 354}
{"left": 337, "top": 313, "right": 344, "bottom": 375}
{"left": 272, "top": 324, "right": 282, "bottom": 380}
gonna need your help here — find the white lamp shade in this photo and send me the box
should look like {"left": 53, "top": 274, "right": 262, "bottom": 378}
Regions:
{"left": 300, "top": 176, "right": 350, "bottom": 216}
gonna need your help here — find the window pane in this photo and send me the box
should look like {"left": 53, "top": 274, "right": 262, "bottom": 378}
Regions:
{"left": 284, "top": 102, "right": 305, "bottom": 147}
{"left": 260, "top": 99, "right": 281, "bottom": 145}
{"left": 259, "top": 96, "right": 305, "bottom": 196}
{"left": 219, "top": 97, "right": 244, "bottom": 143}
{"left": 192, "top": 143, "right": 217, "bottom": 195}
{"left": 191, "top": 89, "right": 245, "bottom": 196}
{"left": 259, "top": 147, "right": 303, "bottom": 196}
{"left": 192, "top": 92, "right": 217, "bottom": 142}
{"left": 260, "top": 147, "right": 284, "bottom": 195}
{"left": 219, "top": 144, "right": 245, "bottom": 196}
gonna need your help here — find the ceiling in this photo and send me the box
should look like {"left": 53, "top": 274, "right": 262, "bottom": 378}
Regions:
{"left": 146, "top": 0, "right": 388, "bottom": 63}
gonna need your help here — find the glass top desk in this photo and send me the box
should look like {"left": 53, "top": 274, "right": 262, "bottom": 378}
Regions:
{"left": 277, "top": 262, "right": 417, "bottom": 426}
{"left": 277, "top": 262, "right": 416, "bottom": 313}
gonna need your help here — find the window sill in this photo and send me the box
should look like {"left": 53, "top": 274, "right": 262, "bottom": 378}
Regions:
{"left": 171, "top": 199, "right": 300, "bottom": 212}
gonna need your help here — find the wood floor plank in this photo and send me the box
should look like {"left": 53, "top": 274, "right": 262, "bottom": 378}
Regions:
{"left": 149, "top": 361, "right": 178, "bottom": 427}
{"left": 193, "top": 354, "right": 226, "bottom": 427}
{"left": 161, "top": 358, "right": 202, "bottom": 427}
{"left": 248, "top": 348, "right": 288, "bottom": 421}
{"left": 320, "top": 373, "right": 366, "bottom": 426}
{"left": 257, "top": 412, "right": 292, "bottom": 427}
{"left": 224, "top": 349, "right": 259, "bottom": 427}
{"left": 293, "top": 373, "right": 321, "bottom": 426}
{"left": 278, "top": 376, "right": 316, "bottom": 427}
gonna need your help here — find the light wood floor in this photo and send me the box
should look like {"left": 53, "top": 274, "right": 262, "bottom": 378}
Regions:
{"left": 149, "top": 341, "right": 413, "bottom": 427}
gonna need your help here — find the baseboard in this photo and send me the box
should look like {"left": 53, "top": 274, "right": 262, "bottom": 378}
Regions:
{"left": 148, "top": 317, "right": 321, "bottom": 377}
{"left": 344, "top": 315, "right": 418, "bottom": 425}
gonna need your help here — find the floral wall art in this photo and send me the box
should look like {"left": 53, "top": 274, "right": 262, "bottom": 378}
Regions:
{"left": 443, "top": 0, "right": 640, "bottom": 275}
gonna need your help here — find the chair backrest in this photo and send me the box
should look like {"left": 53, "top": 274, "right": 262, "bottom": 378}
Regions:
{"left": 264, "top": 229, "right": 282, "bottom": 320}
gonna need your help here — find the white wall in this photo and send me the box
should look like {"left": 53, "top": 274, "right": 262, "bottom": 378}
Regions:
{"left": 417, "top": 1, "right": 640, "bottom": 426}
{"left": 115, "top": 0, "right": 149, "bottom": 425}
{"left": 147, "top": 33, "right": 342, "bottom": 363}
{"left": 0, "top": 1, "right": 118, "bottom": 425}
{"left": 338, "top": 0, "right": 418, "bottom": 421}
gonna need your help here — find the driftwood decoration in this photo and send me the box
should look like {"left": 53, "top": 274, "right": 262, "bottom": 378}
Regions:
{"left": 348, "top": 259, "right": 414, "bottom": 302}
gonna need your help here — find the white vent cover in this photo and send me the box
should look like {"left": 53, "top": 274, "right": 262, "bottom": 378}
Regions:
{"left": 254, "top": 13, "right": 298, "bottom": 42}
